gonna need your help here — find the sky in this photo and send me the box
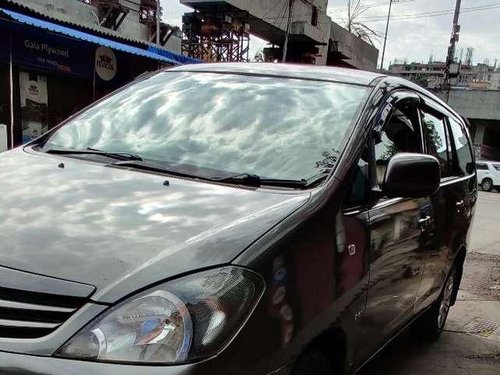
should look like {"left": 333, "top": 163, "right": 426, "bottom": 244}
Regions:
{"left": 161, "top": 0, "right": 500, "bottom": 68}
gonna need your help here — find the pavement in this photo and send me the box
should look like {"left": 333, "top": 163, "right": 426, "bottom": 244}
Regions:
{"left": 358, "top": 191, "right": 500, "bottom": 375}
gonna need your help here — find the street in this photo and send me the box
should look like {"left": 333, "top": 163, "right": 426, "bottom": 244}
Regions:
{"left": 359, "top": 191, "right": 500, "bottom": 375}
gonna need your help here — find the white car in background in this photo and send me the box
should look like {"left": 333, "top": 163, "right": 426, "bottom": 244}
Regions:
{"left": 476, "top": 160, "right": 500, "bottom": 191}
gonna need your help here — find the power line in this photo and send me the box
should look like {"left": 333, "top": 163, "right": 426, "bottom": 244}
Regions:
{"left": 255, "top": 0, "right": 289, "bottom": 56}
{"left": 328, "top": 0, "right": 416, "bottom": 13}
{"left": 357, "top": 2, "right": 500, "bottom": 22}
{"left": 276, "top": 0, "right": 291, "bottom": 29}
{"left": 260, "top": 0, "right": 289, "bottom": 20}
{"left": 359, "top": 4, "right": 491, "bottom": 21}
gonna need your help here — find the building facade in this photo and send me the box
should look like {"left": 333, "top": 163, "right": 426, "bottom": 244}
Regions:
{"left": 388, "top": 61, "right": 498, "bottom": 90}
{"left": 389, "top": 60, "right": 500, "bottom": 160}
{"left": 181, "top": 0, "right": 379, "bottom": 70}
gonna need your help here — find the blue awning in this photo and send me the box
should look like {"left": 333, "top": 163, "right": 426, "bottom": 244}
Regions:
{"left": 147, "top": 45, "right": 199, "bottom": 65}
{"left": 0, "top": 7, "right": 198, "bottom": 65}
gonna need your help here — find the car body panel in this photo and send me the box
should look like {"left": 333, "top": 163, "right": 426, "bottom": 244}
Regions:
{"left": 355, "top": 197, "right": 431, "bottom": 362}
{"left": 0, "top": 148, "right": 310, "bottom": 303}
{"left": 232, "top": 179, "right": 371, "bottom": 375}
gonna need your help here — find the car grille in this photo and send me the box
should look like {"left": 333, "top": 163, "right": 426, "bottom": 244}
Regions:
{"left": 0, "top": 285, "right": 88, "bottom": 339}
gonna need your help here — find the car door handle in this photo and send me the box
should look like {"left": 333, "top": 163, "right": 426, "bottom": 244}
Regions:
{"left": 418, "top": 216, "right": 432, "bottom": 229}
{"left": 456, "top": 200, "right": 465, "bottom": 208}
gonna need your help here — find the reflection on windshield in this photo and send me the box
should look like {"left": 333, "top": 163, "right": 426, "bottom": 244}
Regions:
{"left": 44, "top": 72, "right": 368, "bottom": 181}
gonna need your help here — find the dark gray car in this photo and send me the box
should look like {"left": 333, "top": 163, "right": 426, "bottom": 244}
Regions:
{"left": 0, "top": 63, "right": 476, "bottom": 374}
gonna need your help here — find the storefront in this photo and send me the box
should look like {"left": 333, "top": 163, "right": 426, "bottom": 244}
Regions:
{"left": 0, "top": 7, "right": 198, "bottom": 149}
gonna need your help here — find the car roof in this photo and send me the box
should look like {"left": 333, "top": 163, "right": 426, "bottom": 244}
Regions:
{"left": 170, "top": 63, "right": 386, "bottom": 86}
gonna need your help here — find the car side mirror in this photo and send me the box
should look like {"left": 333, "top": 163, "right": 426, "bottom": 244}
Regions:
{"left": 383, "top": 153, "right": 441, "bottom": 198}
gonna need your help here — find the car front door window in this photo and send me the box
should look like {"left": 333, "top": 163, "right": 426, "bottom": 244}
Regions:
{"left": 374, "top": 107, "right": 423, "bottom": 187}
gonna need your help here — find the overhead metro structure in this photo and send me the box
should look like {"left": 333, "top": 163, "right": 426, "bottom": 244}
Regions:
{"left": 180, "top": 0, "right": 378, "bottom": 70}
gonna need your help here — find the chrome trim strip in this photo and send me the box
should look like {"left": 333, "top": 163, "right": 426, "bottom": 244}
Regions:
{"left": 372, "top": 197, "right": 404, "bottom": 210}
{"left": 0, "top": 319, "right": 59, "bottom": 329}
{"left": 440, "top": 174, "right": 474, "bottom": 187}
{"left": 0, "top": 299, "right": 75, "bottom": 314}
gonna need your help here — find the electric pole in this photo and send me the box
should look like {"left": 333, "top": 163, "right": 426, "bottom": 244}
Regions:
{"left": 347, "top": 0, "right": 351, "bottom": 32}
{"left": 282, "top": 0, "right": 294, "bottom": 63}
{"left": 443, "top": 0, "right": 462, "bottom": 103}
{"left": 156, "top": 0, "right": 161, "bottom": 46}
{"left": 380, "top": 0, "right": 398, "bottom": 72}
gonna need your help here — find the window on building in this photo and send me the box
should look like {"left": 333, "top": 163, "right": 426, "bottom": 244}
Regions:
{"left": 311, "top": 6, "right": 319, "bottom": 26}
{"left": 448, "top": 117, "right": 474, "bottom": 176}
{"left": 421, "top": 109, "right": 451, "bottom": 178}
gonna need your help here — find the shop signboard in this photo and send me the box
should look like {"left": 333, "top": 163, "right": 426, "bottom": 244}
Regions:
{"left": 19, "top": 71, "right": 48, "bottom": 144}
{"left": 95, "top": 46, "right": 117, "bottom": 81}
{"left": 12, "top": 31, "right": 93, "bottom": 79}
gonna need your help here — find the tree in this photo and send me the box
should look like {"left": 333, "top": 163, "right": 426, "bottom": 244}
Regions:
{"left": 344, "top": 0, "right": 381, "bottom": 47}
{"left": 315, "top": 149, "right": 339, "bottom": 170}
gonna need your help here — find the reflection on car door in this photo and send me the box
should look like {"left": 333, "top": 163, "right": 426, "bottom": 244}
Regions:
{"left": 357, "top": 97, "right": 431, "bottom": 362}
{"left": 415, "top": 103, "right": 476, "bottom": 311}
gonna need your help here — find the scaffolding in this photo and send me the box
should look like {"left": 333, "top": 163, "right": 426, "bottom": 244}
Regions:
{"left": 182, "top": 11, "right": 250, "bottom": 63}
{"left": 83, "top": 0, "right": 129, "bottom": 30}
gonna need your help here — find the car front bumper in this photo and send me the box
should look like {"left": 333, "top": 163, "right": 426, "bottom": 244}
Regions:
{"left": 0, "top": 351, "right": 200, "bottom": 375}
{"left": 0, "top": 350, "right": 289, "bottom": 375}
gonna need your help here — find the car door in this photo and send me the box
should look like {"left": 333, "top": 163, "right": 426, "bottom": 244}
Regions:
{"left": 445, "top": 114, "right": 476, "bottom": 269}
{"left": 356, "top": 93, "right": 431, "bottom": 362}
{"left": 415, "top": 101, "right": 476, "bottom": 311}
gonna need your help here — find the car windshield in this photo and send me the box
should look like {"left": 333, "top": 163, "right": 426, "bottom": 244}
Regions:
{"left": 42, "top": 72, "right": 368, "bottom": 182}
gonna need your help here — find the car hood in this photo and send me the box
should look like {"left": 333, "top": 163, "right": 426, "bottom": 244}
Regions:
{"left": 0, "top": 149, "right": 310, "bottom": 303}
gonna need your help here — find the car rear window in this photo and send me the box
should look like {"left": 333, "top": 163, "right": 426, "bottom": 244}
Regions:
{"left": 448, "top": 117, "right": 474, "bottom": 176}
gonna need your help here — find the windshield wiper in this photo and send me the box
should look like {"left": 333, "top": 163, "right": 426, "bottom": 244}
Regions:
{"left": 110, "top": 162, "right": 330, "bottom": 189}
{"left": 211, "top": 172, "right": 330, "bottom": 189}
{"left": 109, "top": 160, "right": 213, "bottom": 181}
{"left": 45, "top": 148, "right": 143, "bottom": 161}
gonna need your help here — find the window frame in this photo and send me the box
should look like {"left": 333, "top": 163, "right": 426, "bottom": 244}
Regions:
{"left": 418, "top": 96, "right": 475, "bottom": 181}
{"left": 368, "top": 91, "right": 426, "bottom": 197}
{"left": 419, "top": 105, "right": 453, "bottom": 181}
{"left": 445, "top": 115, "right": 475, "bottom": 177}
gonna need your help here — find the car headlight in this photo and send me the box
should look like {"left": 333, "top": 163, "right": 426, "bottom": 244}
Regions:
{"left": 56, "top": 267, "right": 265, "bottom": 364}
